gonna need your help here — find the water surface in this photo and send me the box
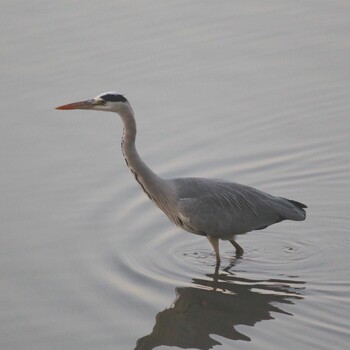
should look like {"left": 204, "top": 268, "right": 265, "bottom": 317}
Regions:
{"left": 1, "top": 1, "right": 350, "bottom": 349}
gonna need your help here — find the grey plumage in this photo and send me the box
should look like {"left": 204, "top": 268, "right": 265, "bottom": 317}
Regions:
{"left": 56, "top": 91, "right": 307, "bottom": 264}
{"left": 174, "top": 178, "right": 306, "bottom": 238}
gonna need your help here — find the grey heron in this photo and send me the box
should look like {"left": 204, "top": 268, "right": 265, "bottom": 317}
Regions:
{"left": 56, "top": 91, "right": 307, "bottom": 264}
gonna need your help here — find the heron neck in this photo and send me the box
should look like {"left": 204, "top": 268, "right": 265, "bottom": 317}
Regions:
{"left": 118, "top": 107, "right": 166, "bottom": 198}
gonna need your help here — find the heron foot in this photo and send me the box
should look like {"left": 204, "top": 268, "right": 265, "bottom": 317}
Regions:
{"left": 230, "top": 239, "right": 244, "bottom": 256}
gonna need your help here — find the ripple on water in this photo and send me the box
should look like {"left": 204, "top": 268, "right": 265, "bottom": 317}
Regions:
{"left": 89, "top": 192, "right": 350, "bottom": 350}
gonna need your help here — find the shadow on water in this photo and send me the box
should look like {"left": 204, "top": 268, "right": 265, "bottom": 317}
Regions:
{"left": 135, "top": 264, "right": 305, "bottom": 350}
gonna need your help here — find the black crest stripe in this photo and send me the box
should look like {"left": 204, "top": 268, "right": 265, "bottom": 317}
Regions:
{"left": 101, "top": 94, "right": 127, "bottom": 102}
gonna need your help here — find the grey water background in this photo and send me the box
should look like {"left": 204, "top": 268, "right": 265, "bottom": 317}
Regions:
{"left": 1, "top": 1, "right": 350, "bottom": 349}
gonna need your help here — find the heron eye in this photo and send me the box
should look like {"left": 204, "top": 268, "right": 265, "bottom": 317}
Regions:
{"left": 95, "top": 99, "right": 106, "bottom": 106}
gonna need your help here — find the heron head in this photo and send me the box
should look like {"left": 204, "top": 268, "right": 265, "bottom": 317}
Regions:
{"left": 56, "top": 91, "right": 129, "bottom": 113}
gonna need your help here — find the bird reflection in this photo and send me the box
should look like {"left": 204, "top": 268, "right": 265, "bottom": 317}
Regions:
{"left": 135, "top": 266, "right": 305, "bottom": 350}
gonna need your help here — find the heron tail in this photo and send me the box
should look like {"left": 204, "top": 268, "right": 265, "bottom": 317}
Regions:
{"left": 289, "top": 199, "right": 307, "bottom": 210}
{"left": 287, "top": 199, "right": 307, "bottom": 219}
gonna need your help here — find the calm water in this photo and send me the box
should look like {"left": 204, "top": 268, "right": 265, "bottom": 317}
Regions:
{"left": 1, "top": 1, "right": 350, "bottom": 349}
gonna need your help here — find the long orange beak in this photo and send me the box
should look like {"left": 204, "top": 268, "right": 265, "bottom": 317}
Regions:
{"left": 55, "top": 99, "right": 94, "bottom": 110}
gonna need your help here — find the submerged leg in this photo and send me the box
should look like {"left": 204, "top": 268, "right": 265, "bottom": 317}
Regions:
{"left": 230, "top": 239, "right": 244, "bottom": 256}
{"left": 207, "top": 235, "right": 221, "bottom": 264}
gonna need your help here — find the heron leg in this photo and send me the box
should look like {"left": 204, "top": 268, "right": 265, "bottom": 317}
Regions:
{"left": 207, "top": 235, "right": 221, "bottom": 264}
{"left": 230, "top": 239, "right": 244, "bottom": 256}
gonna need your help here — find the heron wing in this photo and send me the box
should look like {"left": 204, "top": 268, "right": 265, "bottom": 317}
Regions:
{"left": 174, "top": 178, "right": 304, "bottom": 239}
